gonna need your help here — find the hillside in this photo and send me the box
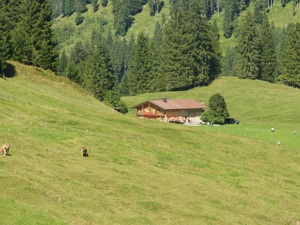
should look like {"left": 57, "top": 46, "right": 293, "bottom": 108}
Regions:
{"left": 52, "top": 1, "right": 300, "bottom": 54}
{"left": 1, "top": 61, "right": 300, "bottom": 224}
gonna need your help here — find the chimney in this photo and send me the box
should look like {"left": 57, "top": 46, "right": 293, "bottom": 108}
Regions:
{"left": 162, "top": 96, "right": 167, "bottom": 102}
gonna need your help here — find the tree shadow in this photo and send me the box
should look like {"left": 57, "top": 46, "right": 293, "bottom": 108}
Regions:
{"left": 1, "top": 63, "right": 16, "bottom": 78}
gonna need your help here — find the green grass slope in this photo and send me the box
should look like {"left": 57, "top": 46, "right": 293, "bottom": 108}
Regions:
{"left": 1, "top": 62, "right": 300, "bottom": 224}
{"left": 52, "top": 1, "right": 170, "bottom": 53}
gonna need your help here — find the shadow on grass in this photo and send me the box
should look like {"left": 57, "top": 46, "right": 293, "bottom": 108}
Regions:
{"left": 1, "top": 63, "right": 16, "bottom": 78}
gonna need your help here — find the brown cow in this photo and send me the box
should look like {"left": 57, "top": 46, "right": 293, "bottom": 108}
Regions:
{"left": 81, "top": 147, "right": 88, "bottom": 157}
{"left": 0, "top": 143, "right": 10, "bottom": 155}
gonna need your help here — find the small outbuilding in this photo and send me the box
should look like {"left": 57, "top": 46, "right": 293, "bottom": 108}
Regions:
{"left": 133, "top": 97, "right": 207, "bottom": 124}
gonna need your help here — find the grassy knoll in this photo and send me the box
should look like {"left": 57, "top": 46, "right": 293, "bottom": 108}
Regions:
{"left": 123, "top": 76, "right": 300, "bottom": 147}
{"left": 1, "top": 62, "right": 300, "bottom": 224}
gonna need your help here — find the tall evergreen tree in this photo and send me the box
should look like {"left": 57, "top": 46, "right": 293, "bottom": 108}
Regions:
{"left": 259, "top": 16, "right": 276, "bottom": 82}
{"left": 126, "top": 32, "right": 152, "bottom": 95}
{"left": 149, "top": 22, "right": 164, "bottom": 92}
{"left": 70, "top": 41, "right": 88, "bottom": 65}
{"left": 161, "top": 0, "right": 221, "bottom": 91}
{"left": 10, "top": 0, "right": 58, "bottom": 70}
{"left": 278, "top": 23, "right": 300, "bottom": 88}
{"left": 83, "top": 43, "right": 116, "bottom": 101}
{"left": 0, "top": 0, "right": 11, "bottom": 73}
{"left": 64, "top": 0, "right": 74, "bottom": 16}
{"left": 221, "top": 47, "right": 236, "bottom": 76}
{"left": 235, "top": 12, "right": 261, "bottom": 79}
{"left": 57, "top": 50, "right": 68, "bottom": 75}
{"left": 222, "top": 0, "right": 238, "bottom": 38}
{"left": 254, "top": 0, "right": 264, "bottom": 24}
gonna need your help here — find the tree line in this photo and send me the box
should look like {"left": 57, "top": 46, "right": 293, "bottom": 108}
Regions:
{"left": 221, "top": 9, "right": 300, "bottom": 88}
{"left": 0, "top": 0, "right": 58, "bottom": 73}
{"left": 1, "top": 0, "right": 300, "bottom": 107}
{"left": 57, "top": 0, "right": 221, "bottom": 99}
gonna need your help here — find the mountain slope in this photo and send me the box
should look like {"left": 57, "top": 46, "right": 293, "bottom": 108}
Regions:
{"left": 1, "top": 61, "right": 300, "bottom": 224}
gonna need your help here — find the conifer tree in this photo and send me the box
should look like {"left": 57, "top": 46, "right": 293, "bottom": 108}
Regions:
{"left": 221, "top": 47, "right": 236, "bottom": 76}
{"left": 57, "top": 50, "right": 68, "bottom": 75}
{"left": 149, "top": 22, "right": 164, "bottom": 92}
{"left": 70, "top": 41, "right": 88, "bottom": 65}
{"left": 64, "top": 0, "right": 74, "bottom": 16}
{"left": 102, "top": 0, "right": 108, "bottom": 7}
{"left": 126, "top": 32, "right": 152, "bottom": 95}
{"left": 254, "top": 0, "right": 264, "bottom": 24}
{"left": 259, "top": 16, "right": 276, "bottom": 82}
{"left": 278, "top": 23, "right": 300, "bottom": 87}
{"left": 10, "top": 0, "right": 58, "bottom": 70}
{"left": 161, "top": 0, "right": 221, "bottom": 91}
{"left": 235, "top": 12, "right": 261, "bottom": 79}
{"left": 0, "top": 0, "right": 10, "bottom": 73}
{"left": 222, "top": 0, "right": 238, "bottom": 38}
{"left": 83, "top": 43, "right": 116, "bottom": 101}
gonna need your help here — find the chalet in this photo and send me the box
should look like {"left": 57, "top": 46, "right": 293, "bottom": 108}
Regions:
{"left": 133, "top": 97, "right": 207, "bottom": 124}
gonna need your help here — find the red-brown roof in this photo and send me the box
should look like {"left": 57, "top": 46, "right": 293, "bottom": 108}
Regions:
{"left": 134, "top": 99, "right": 206, "bottom": 110}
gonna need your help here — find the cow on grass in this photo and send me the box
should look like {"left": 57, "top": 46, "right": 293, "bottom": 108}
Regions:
{"left": 0, "top": 143, "right": 10, "bottom": 155}
{"left": 81, "top": 147, "right": 88, "bottom": 157}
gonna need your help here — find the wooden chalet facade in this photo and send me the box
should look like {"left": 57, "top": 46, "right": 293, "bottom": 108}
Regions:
{"left": 133, "top": 97, "right": 207, "bottom": 124}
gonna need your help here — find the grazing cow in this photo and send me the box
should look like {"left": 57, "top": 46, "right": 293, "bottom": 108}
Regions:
{"left": 81, "top": 147, "right": 88, "bottom": 157}
{"left": 0, "top": 143, "right": 10, "bottom": 155}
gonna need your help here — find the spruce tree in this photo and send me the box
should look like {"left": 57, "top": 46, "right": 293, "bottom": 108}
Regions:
{"left": 57, "top": 50, "right": 68, "bottom": 75}
{"left": 259, "top": 16, "right": 276, "bottom": 82}
{"left": 235, "top": 12, "right": 261, "bottom": 79}
{"left": 222, "top": 0, "right": 238, "bottom": 38}
{"left": 149, "top": 22, "right": 164, "bottom": 92}
{"left": 221, "top": 47, "right": 236, "bottom": 76}
{"left": 0, "top": 0, "right": 10, "bottom": 73}
{"left": 83, "top": 43, "right": 116, "bottom": 101}
{"left": 64, "top": 0, "right": 74, "bottom": 16}
{"left": 10, "top": 0, "right": 58, "bottom": 70}
{"left": 161, "top": 0, "right": 221, "bottom": 91}
{"left": 126, "top": 32, "right": 152, "bottom": 95}
{"left": 278, "top": 23, "right": 300, "bottom": 88}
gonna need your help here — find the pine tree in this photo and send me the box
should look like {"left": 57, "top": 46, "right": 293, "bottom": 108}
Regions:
{"left": 259, "top": 16, "right": 276, "bottom": 82}
{"left": 70, "top": 41, "right": 88, "bottom": 65}
{"left": 235, "top": 12, "right": 261, "bottom": 79}
{"left": 91, "top": 0, "right": 99, "bottom": 12}
{"left": 278, "top": 23, "right": 300, "bottom": 87}
{"left": 83, "top": 43, "right": 116, "bottom": 101}
{"left": 64, "top": 0, "right": 74, "bottom": 16}
{"left": 161, "top": 0, "right": 221, "bottom": 91}
{"left": 222, "top": 0, "right": 238, "bottom": 38}
{"left": 126, "top": 32, "right": 152, "bottom": 95}
{"left": 254, "top": 0, "right": 264, "bottom": 24}
{"left": 149, "top": 22, "right": 164, "bottom": 92}
{"left": 33, "top": 0, "right": 58, "bottom": 70}
{"left": 0, "top": 0, "right": 10, "bottom": 73}
{"left": 57, "top": 50, "right": 68, "bottom": 75}
{"left": 101, "top": 0, "right": 108, "bottom": 7}
{"left": 221, "top": 47, "right": 236, "bottom": 76}
{"left": 10, "top": 0, "right": 58, "bottom": 70}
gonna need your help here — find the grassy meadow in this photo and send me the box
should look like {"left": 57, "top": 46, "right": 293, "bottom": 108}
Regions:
{"left": 0, "top": 61, "right": 300, "bottom": 224}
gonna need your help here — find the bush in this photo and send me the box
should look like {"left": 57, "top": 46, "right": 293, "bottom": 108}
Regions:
{"left": 104, "top": 91, "right": 128, "bottom": 114}
{"left": 201, "top": 93, "right": 229, "bottom": 124}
